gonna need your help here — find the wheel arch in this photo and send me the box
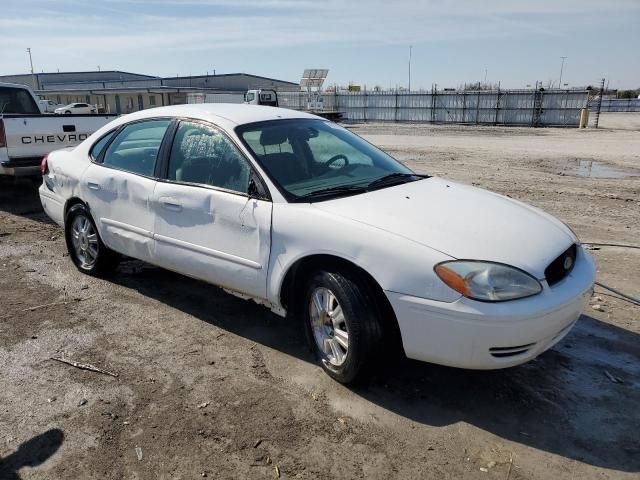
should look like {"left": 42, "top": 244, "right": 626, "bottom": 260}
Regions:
{"left": 64, "top": 197, "right": 87, "bottom": 220}
{"left": 279, "top": 253, "right": 405, "bottom": 356}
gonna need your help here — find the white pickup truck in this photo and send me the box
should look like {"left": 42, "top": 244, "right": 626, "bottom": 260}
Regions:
{"left": 0, "top": 82, "right": 116, "bottom": 176}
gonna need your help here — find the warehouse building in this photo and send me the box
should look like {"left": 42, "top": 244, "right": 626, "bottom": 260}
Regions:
{"left": 0, "top": 70, "right": 299, "bottom": 114}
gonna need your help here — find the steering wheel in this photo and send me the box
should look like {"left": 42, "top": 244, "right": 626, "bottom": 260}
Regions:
{"left": 324, "top": 154, "right": 349, "bottom": 169}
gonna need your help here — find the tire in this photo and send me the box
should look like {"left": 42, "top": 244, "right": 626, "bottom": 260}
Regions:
{"left": 303, "top": 270, "right": 382, "bottom": 384}
{"left": 64, "top": 111, "right": 71, "bottom": 114}
{"left": 65, "top": 204, "right": 120, "bottom": 276}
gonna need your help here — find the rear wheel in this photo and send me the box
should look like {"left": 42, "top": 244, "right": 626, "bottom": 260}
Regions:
{"left": 304, "top": 270, "right": 382, "bottom": 384}
{"left": 65, "top": 204, "right": 119, "bottom": 275}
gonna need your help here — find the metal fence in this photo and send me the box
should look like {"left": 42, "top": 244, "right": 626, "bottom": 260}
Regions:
{"left": 277, "top": 89, "right": 589, "bottom": 127}
{"left": 589, "top": 98, "right": 640, "bottom": 112}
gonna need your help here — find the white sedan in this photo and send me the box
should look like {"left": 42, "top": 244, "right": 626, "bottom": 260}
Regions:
{"left": 39, "top": 104, "right": 595, "bottom": 384}
{"left": 54, "top": 102, "right": 96, "bottom": 115}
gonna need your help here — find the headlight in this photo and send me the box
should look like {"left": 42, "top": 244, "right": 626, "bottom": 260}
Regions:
{"left": 434, "top": 261, "right": 542, "bottom": 302}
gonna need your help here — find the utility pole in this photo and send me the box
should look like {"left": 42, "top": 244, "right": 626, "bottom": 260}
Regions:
{"left": 27, "top": 48, "right": 36, "bottom": 90}
{"left": 559, "top": 56, "right": 567, "bottom": 89}
{"left": 408, "top": 45, "right": 412, "bottom": 92}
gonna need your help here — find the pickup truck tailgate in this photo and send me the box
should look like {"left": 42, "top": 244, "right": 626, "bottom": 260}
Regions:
{"left": 1, "top": 114, "right": 114, "bottom": 171}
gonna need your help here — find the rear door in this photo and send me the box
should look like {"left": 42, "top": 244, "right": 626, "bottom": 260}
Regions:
{"left": 82, "top": 119, "right": 172, "bottom": 262}
{"left": 151, "top": 120, "right": 272, "bottom": 299}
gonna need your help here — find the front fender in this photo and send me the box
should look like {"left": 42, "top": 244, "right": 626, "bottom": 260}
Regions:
{"left": 267, "top": 203, "right": 460, "bottom": 308}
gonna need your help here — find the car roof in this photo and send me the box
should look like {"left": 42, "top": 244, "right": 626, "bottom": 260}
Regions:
{"left": 117, "top": 103, "right": 324, "bottom": 127}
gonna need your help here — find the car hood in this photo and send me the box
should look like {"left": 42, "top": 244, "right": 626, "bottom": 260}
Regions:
{"left": 312, "top": 177, "right": 575, "bottom": 278}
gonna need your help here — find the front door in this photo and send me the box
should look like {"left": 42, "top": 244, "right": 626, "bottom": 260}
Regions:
{"left": 82, "top": 119, "right": 172, "bottom": 261}
{"left": 151, "top": 120, "right": 272, "bottom": 299}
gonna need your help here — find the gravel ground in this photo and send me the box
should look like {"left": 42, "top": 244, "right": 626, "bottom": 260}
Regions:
{"left": 0, "top": 120, "right": 638, "bottom": 479}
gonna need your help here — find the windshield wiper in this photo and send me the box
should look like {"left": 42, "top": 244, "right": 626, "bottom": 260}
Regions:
{"left": 295, "top": 184, "right": 368, "bottom": 201}
{"left": 367, "top": 172, "right": 425, "bottom": 190}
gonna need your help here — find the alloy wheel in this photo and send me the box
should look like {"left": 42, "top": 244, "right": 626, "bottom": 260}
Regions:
{"left": 309, "top": 287, "right": 350, "bottom": 366}
{"left": 70, "top": 214, "right": 99, "bottom": 269}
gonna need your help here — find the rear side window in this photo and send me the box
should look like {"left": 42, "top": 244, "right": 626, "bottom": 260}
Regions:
{"left": 102, "top": 120, "right": 171, "bottom": 176}
{"left": 90, "top": 130, "right": 116, "bottom": 161}
{"left": 0, "top": 87, "right": 40, "bottom": 114}
{"left": 168, "top": 121, "right": 250, "bottom": 194}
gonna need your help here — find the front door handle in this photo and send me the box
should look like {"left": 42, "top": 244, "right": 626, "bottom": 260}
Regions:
{"left": 159, "top": 196, "right": 182, "bottom": 212}
{"left": 87, "top": 182, "right": 101, "bottom": 191}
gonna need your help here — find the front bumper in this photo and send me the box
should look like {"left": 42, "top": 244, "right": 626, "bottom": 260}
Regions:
{"left": 386, "top": 247, "right": 596, "bottom": 369}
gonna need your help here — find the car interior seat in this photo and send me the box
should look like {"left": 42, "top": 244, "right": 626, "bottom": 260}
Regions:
{"left": 258, "top": 128, "right": 307, "bottom": 185}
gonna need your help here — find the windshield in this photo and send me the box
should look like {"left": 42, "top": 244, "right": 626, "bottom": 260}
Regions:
{"left": 236, "top": 119, "right": 417, "bottom": 201}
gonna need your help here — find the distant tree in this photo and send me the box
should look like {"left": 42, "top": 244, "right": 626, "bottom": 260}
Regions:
{"left": 617, "top": 89, "right": 639, "bottom": 99}
{"left": 460, "top": 81, "right": 500, "bottom": 91}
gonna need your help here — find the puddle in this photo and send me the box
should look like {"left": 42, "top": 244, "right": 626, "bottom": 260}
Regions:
{"left": 562, "top": 160, "right": 639, "bottom": 179}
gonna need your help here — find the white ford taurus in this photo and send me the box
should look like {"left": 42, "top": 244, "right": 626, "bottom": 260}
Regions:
{"left": 39, "top": 104, "right": 596, "bottom": 383}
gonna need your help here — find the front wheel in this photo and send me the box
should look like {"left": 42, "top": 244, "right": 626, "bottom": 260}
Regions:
{"left": 304, "top": 271, "right": 382, "bottom": 384}
{"left": 65, "top": 204, "right": 120, "bottom": 275}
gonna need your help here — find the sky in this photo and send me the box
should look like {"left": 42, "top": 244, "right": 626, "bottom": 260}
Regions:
{"left": 1, "top": 0, "right": 639, "bottom": 90}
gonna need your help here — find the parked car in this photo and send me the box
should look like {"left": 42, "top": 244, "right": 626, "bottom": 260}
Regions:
{"left": 38, "top": 98, "right": 61, "bottom": 113}
{"left": 0, "top": 83, "right": 115, "bottom": 176}
{"left": 39, "top": 104, "right": 595, "bottom": 384}
{"left": 54, "top": 103, "right": 96, "bottom": 115}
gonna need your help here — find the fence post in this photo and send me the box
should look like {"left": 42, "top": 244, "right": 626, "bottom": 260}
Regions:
{"left": 494, "top": 88, "right": 500, "bottom": 125}
{"left": 363, "top": 89, "right": 367, "bottom": 123}
{"left": 475, "top": 90, "right": 480, "bottom": 124}
{"left": 395, "top": 89, "right": 398, "bottom": 122}
{"left": 431, "top": 85, "right": 437, "bottom": 123}
{"left": 462, "top": 92, "right": 466, "bottom": 123}
{"left": 531, "top": 82, "right": 537, "bottom": 126}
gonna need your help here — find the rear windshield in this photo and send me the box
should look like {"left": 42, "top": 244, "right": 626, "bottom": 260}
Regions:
{"left": 0, "top": 87, "right": 40, "bottom": 114}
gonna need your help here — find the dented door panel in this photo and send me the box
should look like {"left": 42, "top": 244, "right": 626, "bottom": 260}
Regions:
{"left": 82, "top": 164, "right": 157, "bottom": 261}
{"left": 152, "top": 182, "right": 272, "bottom": 299}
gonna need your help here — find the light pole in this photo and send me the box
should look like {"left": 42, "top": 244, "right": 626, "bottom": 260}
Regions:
{"left": 559, "top": 56, "right": 567, "bottom": 89}
{"left": 27, "top": 48, "right": 36, "bottom": 90}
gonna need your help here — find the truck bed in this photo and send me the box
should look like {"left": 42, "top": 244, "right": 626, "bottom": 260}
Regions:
{"left": 0, "top": 113, "right": 116, "bottom": 176}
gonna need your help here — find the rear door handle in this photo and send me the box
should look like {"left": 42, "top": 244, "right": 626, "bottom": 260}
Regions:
{"left": 159, "top": 196, "right": 182, "bottom": 212}
{"left": 87, "top": 182, "right": 101, "bottom": 191}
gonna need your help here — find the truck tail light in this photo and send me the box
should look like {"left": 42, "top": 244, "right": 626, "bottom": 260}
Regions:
{"left": 0, "top": 120, "right": 6, "bottom": 148}
{"left": 40, "top": 154, "right": 49, "bottom": 175}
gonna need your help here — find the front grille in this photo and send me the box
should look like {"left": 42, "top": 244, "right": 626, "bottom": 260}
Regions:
{"left": 544, "top": 244, "right": 577, "bottom": 287}
{"left": 489, "top": 343, "right": 536, "bottom": 358}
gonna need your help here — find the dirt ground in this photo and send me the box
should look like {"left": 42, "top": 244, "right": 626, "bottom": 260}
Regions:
{"left": 1, "top": 117, "right": 639, "bottom": 479}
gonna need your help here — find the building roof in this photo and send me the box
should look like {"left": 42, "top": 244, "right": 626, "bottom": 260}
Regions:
{"left": 0, "top": 70, "right": 158, "bottom": 79}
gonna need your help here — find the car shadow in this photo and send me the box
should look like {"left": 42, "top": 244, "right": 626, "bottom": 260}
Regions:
{"left": 0, "top": 177, "right": 53, "bottom": 224}
{"left": 0, "top": 429, "right": 64, "bottom": 479}
{"left": 112, "top": 261, "right": 639, "bottom": 473}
